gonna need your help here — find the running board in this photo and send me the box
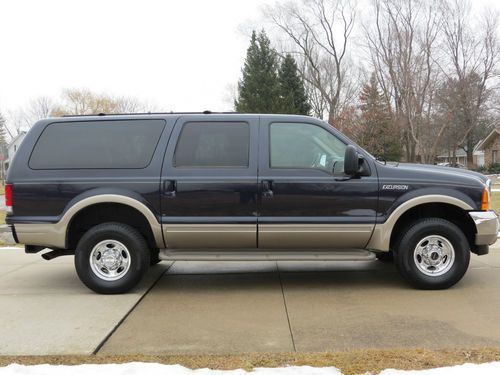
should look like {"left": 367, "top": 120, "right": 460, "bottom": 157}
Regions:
{"left": 158, "top": 249, "right": 376, "bottom": 261}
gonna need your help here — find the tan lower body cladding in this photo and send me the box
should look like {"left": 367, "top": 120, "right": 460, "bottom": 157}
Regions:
{"left": 162, "top": 223, "right": 373, "bottom": 249}
{"left": 258, "top": 224, "right": 373, "bottom": 248}
{"left": 163, "top": 224, "right": 256, "bottom": 248}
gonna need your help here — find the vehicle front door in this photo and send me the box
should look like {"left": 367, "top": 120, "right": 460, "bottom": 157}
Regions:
{"left": 257, "top": 117, "right": 379, "bottom": 248}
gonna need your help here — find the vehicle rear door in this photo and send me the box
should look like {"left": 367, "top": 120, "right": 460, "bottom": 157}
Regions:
{"left": 160, "top": 114, "right": 259, "bottom": 248}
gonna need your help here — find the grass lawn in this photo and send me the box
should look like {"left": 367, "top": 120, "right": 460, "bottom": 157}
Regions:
{"left": 491, "top": 191, "right": 500, "bottom": 213}
{"left": 0, "top": 349, "right": 499, "bottom": 374}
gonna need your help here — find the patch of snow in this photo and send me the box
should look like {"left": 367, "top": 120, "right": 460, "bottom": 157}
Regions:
{"left": 1, "top": 362, "right": 500, "bottom": 375}
{"left": 0, "top": 363, "right": 342, "bottom": 375}
{"left": 379, "top": 361, "right": 500, "bottom": 374}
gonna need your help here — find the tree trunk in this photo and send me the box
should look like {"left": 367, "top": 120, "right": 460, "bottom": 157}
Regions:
{"left": 466, "top": 133, "right": 474, "bottom": 167}
{"left": 328, "top": 109, "right": 336, "bottom": 127}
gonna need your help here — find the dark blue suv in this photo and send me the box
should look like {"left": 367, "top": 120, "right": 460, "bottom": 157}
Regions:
{"left": 6, "top": 113, "right": 498, "bottom": 293}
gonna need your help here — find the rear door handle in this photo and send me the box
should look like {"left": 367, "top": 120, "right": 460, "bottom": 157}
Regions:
{"left": 262, "top": 180, "right": 274, "bottom": 198}
{"left": 163, "top": 180, "right": 176, "bottom": 198}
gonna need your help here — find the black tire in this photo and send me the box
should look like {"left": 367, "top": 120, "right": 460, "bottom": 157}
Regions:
{"left": 394, "top": 218, "right": 470, "bottom": 290}
{"left": 376, "top": 251, "right": 394, "bottom": 262}
{"left": 75, "top": 222, "right": 150, "bottom": 294}
{"left": 150, "top": 248, "right": 161, "bottom": 266}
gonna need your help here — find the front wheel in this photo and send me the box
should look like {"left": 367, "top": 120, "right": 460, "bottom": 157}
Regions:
{"left": 376, "top": 251, "right": 393, "bottom": 262}
{"left": 395, "top": 218, "right": 470, "bottom": 290}
{"left": 75, "top": 222, "right": 150, "bottom": 294}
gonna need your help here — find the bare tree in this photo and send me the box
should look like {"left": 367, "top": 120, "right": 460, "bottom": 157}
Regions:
{"left": 5, "top": 90, "right": 153, "bottom": 139}
{"left": 439, "top": 0, "right": 500, "bottom": 165}
{"left": 5, "top": 110, "right": 28, "bottom": 139}
{"left": 364, "top": 0, "right": 442, "bottom": 163}
{"left": 114, "top": 96, "right": 152, "bottom": 113}
{"left": 27, "top": 96, "right": 55, "bottom": 120}
{"left": 267, "top": 0, "right": 357, "bottom": 124}
{"left": 5, "top": 96, "right": 55, "bottom": 139}
{"left": 51, "top": 89, "right": 150, "bottom": 116}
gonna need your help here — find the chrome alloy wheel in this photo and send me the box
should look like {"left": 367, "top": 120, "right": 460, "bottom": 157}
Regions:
{"left": 413, "top": 235, "right": 455, "bottom": 277}
{"left": 89, "top": 240, "right": 131, "bottom": 281}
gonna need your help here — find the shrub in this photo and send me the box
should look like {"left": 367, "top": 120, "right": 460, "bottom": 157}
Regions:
{"left": 488, "top": 163, "right": 500, "bottom": 174}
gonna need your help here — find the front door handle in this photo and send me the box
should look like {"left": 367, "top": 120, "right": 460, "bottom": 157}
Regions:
{"left": 262, "top": 180, "right": 274, "bottom": 198}
{"left": 163, "top": 180, "right": 176, "bottom": 198}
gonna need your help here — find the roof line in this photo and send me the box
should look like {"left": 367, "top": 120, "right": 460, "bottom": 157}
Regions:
{"left": 61, "top": 111, "right": 244, "bottom": 117}
{"left": 475, "top": 128, "right": 500, "bottom": 152}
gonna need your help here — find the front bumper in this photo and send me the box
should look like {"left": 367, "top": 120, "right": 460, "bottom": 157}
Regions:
{"left": 469, "top": 211, "right": 499, "bottom": 245}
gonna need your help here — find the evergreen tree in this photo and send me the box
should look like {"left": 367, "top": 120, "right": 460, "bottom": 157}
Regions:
{"left": 358, "top": 73, "right": 401, "bottom": 161}
{"left": 278, "top": 54, "right": 311, "bottom": 115}
{"left": 235, "top": 30, "right": 281, "bottom": 113}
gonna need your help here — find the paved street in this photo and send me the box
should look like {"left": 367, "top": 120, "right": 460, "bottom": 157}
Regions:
{"left": 1, "top": 245, "right": 500, "bottom": 355}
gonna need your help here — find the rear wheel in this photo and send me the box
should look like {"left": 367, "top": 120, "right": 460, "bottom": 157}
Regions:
{"left": 394, "top": 218, "right": 470, "bottom": 289}
{"left": 75, "top": 222, "right": 150, "bottom": 294}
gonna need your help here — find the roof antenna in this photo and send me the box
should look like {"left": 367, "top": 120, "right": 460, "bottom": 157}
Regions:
{"left": 203, "top": 110, "right": 211, "bottom": 114}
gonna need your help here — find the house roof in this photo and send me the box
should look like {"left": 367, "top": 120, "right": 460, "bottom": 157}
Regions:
{"left": 437, "top": 148, "right": 483, "bottom": 158}
{"left": 475, "top": 128, "right": 500, "bottom": 152}
{"left": 437, "top": 149, "right": 468, "bottom": 158}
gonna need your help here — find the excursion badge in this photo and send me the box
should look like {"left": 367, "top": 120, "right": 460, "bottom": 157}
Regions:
{"left": 382, "top": 184, "right": 409, "bottom": 191}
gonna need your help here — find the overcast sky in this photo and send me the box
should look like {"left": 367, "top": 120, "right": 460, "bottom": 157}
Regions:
{"left": 0, "top": 0, "right": 269, "bottom": 116}
{"left": 0, "top": 0, "right": 499, "bottom": 119}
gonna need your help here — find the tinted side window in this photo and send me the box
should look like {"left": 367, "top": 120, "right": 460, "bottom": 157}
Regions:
{"left": 29, "top": 119, "right": 166, "bottom": 169}
{"left": 174, "top": 122, "right": 250, "bottom": 167}
{"left": 270, "top": 122, "right": 346, "bottom": 175}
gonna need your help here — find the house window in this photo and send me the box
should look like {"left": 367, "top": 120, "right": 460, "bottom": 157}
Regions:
{"left": 493, "top": 150, "right": 497, "bottom": 164}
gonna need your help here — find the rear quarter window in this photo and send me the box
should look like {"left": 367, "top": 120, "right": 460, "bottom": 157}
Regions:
{"left": 29, "top": 119, "right": 166, "bottom": 169}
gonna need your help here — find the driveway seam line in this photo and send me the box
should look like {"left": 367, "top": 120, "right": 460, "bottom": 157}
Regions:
{"left": 0, "top": 262, "right": 40, "bottom": 279}
{"left": 277, "top": 261, "right": 296, "bottom": 352}
{"left": 91, "top": 262, "right": 174, "bottom": 355}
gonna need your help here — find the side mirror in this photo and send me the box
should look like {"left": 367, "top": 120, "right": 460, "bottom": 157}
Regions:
{"left": 344, "top": 145, "right": 359, "bottom": 176}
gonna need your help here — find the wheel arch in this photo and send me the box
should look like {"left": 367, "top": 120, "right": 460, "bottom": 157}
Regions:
{"left": 63, "top": 194, "right": 164, "bottom": 250}
{"left": 367, "top": 195, "right": 474, "bottom": 252}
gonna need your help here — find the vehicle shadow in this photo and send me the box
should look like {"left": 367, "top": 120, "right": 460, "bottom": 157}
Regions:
{"left": 157, "top": 260, "right": 408, "bottom": 293}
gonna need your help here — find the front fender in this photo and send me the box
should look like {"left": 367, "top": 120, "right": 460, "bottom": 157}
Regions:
{"left": 367, "top": 193, "right": 473, "bottom": 251}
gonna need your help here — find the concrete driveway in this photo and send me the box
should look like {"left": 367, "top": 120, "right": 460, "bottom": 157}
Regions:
{"left": 1, "top": 246, "right": 500, "bottom": 355}
{"left": 0, "top": 248, "right": 168, "bottom": 355}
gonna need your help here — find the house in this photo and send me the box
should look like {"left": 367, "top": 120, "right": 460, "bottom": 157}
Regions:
{"left": 436, "top": 148, "right": 484, "bottom": 167}
{"left": 474, "top": 128, "right": 500, "bottom": 166}
{"left": 3, "top": 131, "right": 27, "bottom": 174}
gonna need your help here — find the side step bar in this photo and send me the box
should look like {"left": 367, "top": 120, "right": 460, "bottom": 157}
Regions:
{"left": 159, "top": 249, "right": 376, "bottom": 261}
